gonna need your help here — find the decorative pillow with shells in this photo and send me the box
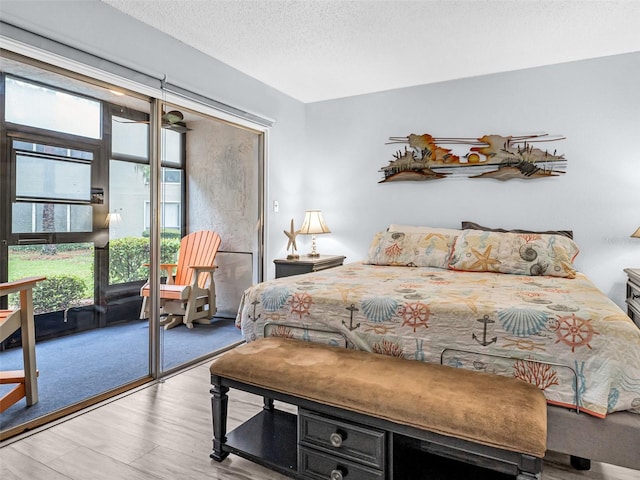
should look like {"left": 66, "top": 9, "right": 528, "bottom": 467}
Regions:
{"left": 366, "top": 231, "right": 457, "bottom": 269}
{"left": 448, "top": 230, "right": 580, "bottom": 278}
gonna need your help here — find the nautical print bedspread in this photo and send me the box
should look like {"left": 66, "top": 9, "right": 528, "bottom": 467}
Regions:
{"left": 236, "top": 262, "right": 640, "bottom": 418}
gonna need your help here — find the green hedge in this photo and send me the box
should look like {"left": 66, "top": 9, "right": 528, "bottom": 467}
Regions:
{"left": 31, "top": 275, "right": 87, "bottom": 314}
{"left": 13, "top": 243, "right": 93, "bottom": 254}
{"left": 141, "top": 228, "right": 182, "bottom": 239}
{"left": 109, "top": 237, "right": 180, "bottom": 283}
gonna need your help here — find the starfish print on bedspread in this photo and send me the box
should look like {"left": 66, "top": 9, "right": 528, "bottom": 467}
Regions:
{"left": 470, "top": 245, "right": 501, "bottom": 271}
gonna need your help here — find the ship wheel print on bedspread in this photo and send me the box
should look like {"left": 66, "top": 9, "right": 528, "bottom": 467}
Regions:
{"left": 290, "top": 292, "right": 313, "bottom": 319}
{"left": 552, "top": 313, "right": 599, "bottom": 352}
{"left": 399, "top": 301, "right": 431, "bottom": 332}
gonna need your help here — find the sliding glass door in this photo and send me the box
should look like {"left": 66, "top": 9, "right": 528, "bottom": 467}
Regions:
{"left": 0, "top": 62, "right": 155, "bottom": 438}
{"left": 0, "top": 52, "right": 263, "bottom": 439}
{"left": 159, "top": 105, "right": 260, "bottom": 371}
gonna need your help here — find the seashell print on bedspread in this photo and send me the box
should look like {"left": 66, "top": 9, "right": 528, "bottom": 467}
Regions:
{"left": 236, "top": 262, "right": 640, "bottom": 418}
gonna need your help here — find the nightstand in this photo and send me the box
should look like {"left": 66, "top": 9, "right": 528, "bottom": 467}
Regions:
{"left": 274, "top": 255, "right": 346, "bottom": 279}
{"left": 624, "top": 268, "right": 640, "bottom": 327}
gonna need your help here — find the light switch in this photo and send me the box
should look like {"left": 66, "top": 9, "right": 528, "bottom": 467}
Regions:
{"left": 273, "top": 200, "right": 279, "bottom": 212}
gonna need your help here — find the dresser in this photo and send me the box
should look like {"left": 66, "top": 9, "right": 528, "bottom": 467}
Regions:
{"left": 624, "top": 268, "right": 640, "bottom": 327}
{"left": 274, "top": 255, "right": 346, "bottom": 279}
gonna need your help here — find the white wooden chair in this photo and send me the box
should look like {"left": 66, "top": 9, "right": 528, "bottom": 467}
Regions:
{"left": 0, "top": 276, "right": 45, "bottom": 412}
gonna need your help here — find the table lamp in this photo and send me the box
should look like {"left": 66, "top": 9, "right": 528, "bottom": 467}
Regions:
{"left": 299, "top": 210, "right": 331, "bottom": 257}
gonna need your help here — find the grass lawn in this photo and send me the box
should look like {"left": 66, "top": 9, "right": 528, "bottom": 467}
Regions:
{"left": 8, "top": 247, "right": 94, "bottom": 296}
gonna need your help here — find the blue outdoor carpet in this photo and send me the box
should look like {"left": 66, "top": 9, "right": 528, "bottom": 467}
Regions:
{"left": 0, "top": 318, "right": 243, "bottom": 432}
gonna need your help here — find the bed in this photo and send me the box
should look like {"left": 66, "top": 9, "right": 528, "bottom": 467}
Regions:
{"left": 236, "top": 225, "right": 640, "bottom": 470}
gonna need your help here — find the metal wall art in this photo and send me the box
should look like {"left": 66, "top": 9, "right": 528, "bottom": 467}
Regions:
{"left": 379, "top": 133, "right": 566, "bottom": 182}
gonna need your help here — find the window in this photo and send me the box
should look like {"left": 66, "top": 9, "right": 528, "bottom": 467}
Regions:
{"left": 11, "top": 139, "right": 95, "bottom": 233}
{"left": 12, "top": 203, "right": 92, "bottom": 233}
{"left": 109, "top": 110, "right": 185, "bottom": 241}
{"left": 112, "top": 116, "right": 149, "bottom": 159}
{"left": 16, "top": 154, "right": 90, "bottom": 202}
{"left": 13, "top": 140, "right": 93, "bottom": 160}
{"left": 5, "top": 76, "right": 101, "bottom": 139}
{"left": 111, "top": 115, "right": 182, "bottom": 166}
{"left": 144, "top": 201, "right": 181, "bottom": 230}
{"left": 15, "top": 151, "right": 92, "bottom": 203}
{"left": 163, "top": 168, "right": 181, "bottom": 183}
{"left": 7, "top": 78, "right": 99, "bottom": 233}
{"left": 162, "top": 128, "right": 182, "bottom": 167}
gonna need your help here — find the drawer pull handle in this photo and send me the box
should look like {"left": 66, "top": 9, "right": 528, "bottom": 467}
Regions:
{"left": 330, "top": 467, "right": 347, "bottom": 480}
{"left": 329, "top": 431, "right": 344, "bottom": 447}
{"left": 633, "top": 293, "right": 640, "bottom": 300}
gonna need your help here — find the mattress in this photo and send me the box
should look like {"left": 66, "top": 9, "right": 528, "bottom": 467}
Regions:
{"left": 237, "top": 262, "right": 640, "bottom": 418}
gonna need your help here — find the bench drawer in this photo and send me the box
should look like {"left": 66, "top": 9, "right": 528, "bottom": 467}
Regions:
{"left": 299, "top": 446, "right": 385, "bottom": 480}
{"left": 299, "top": 409, "right": 386, "bottom": 469}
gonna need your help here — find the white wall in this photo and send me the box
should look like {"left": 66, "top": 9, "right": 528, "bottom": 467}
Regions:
{"left": 303, "top": 53, "right": 640, "bottom": 308}
{"left": 0, "top": 0, "right": 308, "bottom": 280}
{"left": 2, "top": 1, "right": 638, "bottom": 308}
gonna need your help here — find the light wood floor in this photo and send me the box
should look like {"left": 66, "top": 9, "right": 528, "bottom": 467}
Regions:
{"left": 1, "top": 360, "right": 638, "bottom": 480}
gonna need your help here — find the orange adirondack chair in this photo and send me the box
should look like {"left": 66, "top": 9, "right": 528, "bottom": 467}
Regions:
{"left": 1, "top": 276, "right": 46, "bottom": 413}
{"left": 140, "top": 231, "right": 221, "bottom": 329}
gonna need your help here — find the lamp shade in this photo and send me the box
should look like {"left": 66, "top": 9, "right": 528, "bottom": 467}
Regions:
{"left": 632, "top": 226, "right": 640, "bottom": 238}
{"left": 105, "top": 211, "right": 122, "bottom": 227}
{"left": 299, "top": 210, "right": 331, "bottom": 235}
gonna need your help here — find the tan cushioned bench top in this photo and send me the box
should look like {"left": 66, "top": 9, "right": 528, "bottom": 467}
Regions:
{"left": 210, "top": 337, "right": 547, "bottom": 458}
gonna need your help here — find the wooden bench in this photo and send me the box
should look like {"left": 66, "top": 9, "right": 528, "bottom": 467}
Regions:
{"left": 210, "top": 337, "right": 547, "bottom": 480}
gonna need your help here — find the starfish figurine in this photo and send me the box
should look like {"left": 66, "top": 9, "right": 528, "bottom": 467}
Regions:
{"left": 284, "top": 218, "right": 300, "bottom": 259}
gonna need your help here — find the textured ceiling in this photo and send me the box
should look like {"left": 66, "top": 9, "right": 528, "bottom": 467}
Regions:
{"left": 101, "top": 0, "right": 640, "bottom": 103}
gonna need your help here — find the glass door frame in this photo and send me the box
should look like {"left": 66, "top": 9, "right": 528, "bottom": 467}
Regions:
{"left": 0, "top": 63, "right": 156, "bottom": 439}
{"left": 151, "top": 96, "right": 268, "bottom": 377}
{"left": 0, "top": 46, "right": 269, "bottom": 437}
